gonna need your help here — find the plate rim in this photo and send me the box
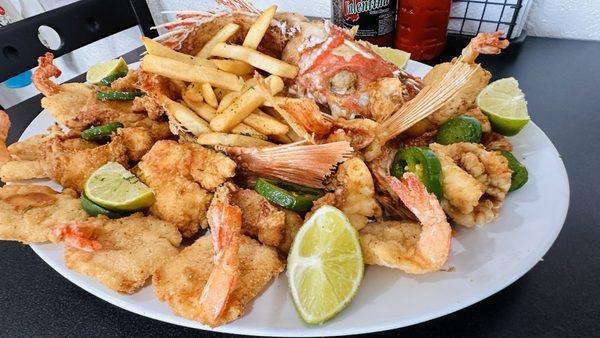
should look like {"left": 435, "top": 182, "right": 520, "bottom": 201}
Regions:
{"left": 23, "top": 60, "right": 570, "bottom": 336}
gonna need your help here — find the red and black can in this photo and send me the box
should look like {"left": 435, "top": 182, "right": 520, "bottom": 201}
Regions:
{"left": 331, "top": 0, "right": 397, "bottom": 46}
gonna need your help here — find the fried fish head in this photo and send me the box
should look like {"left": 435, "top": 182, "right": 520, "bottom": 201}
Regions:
{"left": 153, "top": 235, "right": 284, "bottom": 327}
{"left": 62, "top": 214, "right": 181, "bottom": 294}
{"left": 0, "top": 185, "right": 87, "bottom": 244}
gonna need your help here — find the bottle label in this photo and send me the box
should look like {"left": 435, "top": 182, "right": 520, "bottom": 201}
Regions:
{"left": 332, "top": 0, "right": 397, "bottom": 37}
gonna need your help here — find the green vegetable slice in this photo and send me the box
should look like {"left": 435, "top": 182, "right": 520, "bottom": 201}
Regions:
{"left": 255, "top": 178, "right": 322, "bottom": 212}
{"left": 80, "top": 122, "right": 124, "bottom": 142}
{"left": 80, "top": 194, "right": 130, "bottom": 219}
{"left": 498, "top": 150, "right": 528, "bottom": 192}
{"left": 391, "top": 147, "right": 443, "bottom": 200}
{"left": 96, "top": 90, "right": 143, "bottom": 101}
{"left": 98, "top": 70, "right": 128, "bottom": 86}
{"left": 435, "top": 115, "right": 482, "bottom": 145}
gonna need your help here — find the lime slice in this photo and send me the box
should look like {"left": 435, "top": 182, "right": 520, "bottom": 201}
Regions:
{"left": 477, "top": 77, "right": 530, "bottom": 136}
{"left": 371, "top": 45, "right": 411, "bottom": 68}
{"left": 80, "top": 194, "right": 130, "bottom": 219}
{"left": 287, "top": 205, "right": 364, "bottom": 324}
{"left": 84, "top": 162, "right": 155, "bottom": 212}
{"left": 86, "top": 58, "right": 128, "bottom": 85}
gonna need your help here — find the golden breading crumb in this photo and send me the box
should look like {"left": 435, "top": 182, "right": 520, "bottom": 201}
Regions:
{"left": 153, "top": 235, "right": 285, "bottom": 327}
{"left": 0, "top": 185, "right": 87, "bottom": 244}
{"left": 359, "top": 221, "right": 421, "bottom": 269}
{"left": 63, "top": 214, "right": 181, "bottom": 294}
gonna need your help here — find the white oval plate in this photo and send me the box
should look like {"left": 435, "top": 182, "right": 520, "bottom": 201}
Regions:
{"left": 24, "top": 60, "right": 569, "bottom": 336}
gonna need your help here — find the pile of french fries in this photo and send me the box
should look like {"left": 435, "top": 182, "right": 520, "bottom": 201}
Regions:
{"left": 140, "top": 5, "right": 300, "bottom": 147}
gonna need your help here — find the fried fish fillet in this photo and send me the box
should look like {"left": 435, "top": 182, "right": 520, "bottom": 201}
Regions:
{"left": 230, "top": 188, "right": 286, "bottom": 247}
{"left": 0, "top": 185, "right": 87, "bottom": 243}
{"left": 153, "top": 235, "right": 284, "bottom": 326}
{"left": 59, "top": 214, "right": 182, "bottom": 294}
{"left": 44, "top": 136, "right": 128, "bottom": 192}
{"left": 137, "top": 140, "right": 236, "bottom": 237}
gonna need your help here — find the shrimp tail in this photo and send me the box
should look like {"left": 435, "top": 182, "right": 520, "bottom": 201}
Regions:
{"left": 460, "top": 31, "right": 509, "bottom": 64}
{"left": 51, "top": 223, "right": 102, "bottom": 252}
{"left": 33, "top": 52, "right": 62, "bottom": 96}
{"left": 199, "top": 202, "right": 242, "bottom": 323}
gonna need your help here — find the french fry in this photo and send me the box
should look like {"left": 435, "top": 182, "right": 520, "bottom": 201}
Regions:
{"left": 243, "top": 5, "right": 277, "bottom": 49}
{"left": 201, "top": 83, "right": 218, "bottom": 108}
{"left": 142, "top": 37, "right": 215, "bottom": 68}
{"left": 210, "top": 43, "right": 298, "bottom": 78}
{"left": 164, "top": 98, "right": 211, "bottom": 136}
{"left": 182, "top": 94, "right": 267, "bottom": 139}
{"left": 141, "top": 55, "right": 243, "bottom": 91}
{"left": 217, "top": 91, "right": 241, "bottom": 113}
{"left": 212, "top": 59, "right": 255, "bottom": 76}
{"left": 210, "top": 75, "right": 284, "bottom": 132}
{"left": 197, "top": 132, "right": 274, "bottom": 147}
{"left": 196, "top": 23, "right": 240, "bottom": 58}
{"left": 242, "top": 109, "right": 289, "bottom": 135}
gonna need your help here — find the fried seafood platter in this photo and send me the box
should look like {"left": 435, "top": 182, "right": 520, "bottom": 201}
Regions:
{"left": 0, "top": 0, "right": 565, "bottom": 333}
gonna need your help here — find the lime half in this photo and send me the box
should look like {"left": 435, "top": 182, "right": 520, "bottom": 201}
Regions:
{"left": 84, "top": 162, "right": 155, "bottom": 212}
{"left": 287, "top": 205, "right": 364, "bottom": 324}
{"left": 477, "top": 77, "right": 530, "bottom": 136}
{"left": 371, "top": 45, "right": 411, "bottom": 68}
{"left": 86, "top": 58, "right": 128, "bottom": 85}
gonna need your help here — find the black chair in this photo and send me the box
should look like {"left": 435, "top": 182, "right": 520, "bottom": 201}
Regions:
{"left": 0, "top": 0, "right": 156, "bottom": 86}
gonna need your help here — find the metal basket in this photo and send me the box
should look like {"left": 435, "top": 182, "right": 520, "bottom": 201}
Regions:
{"left": 448, "top": 0, "right": 524, "bottom": 40}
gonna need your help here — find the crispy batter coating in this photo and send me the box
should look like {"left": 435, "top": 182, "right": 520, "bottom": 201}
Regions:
{"left": 230, "top": 188, "right": 286, "bottom": 247}
{"left": 0, "top": 160, "right": 47, "bottom": 182}
{"left": 116, "top": 127, "right": 156, "bottom": 162}
{"left": 311, "top": 158, "right": 381, "bottom": 231}
{"left": 137, "top": 141, "right": 235, "bottom": 237}
{"left": 61, "top": 214, "right": 181, "bottom": 294}
{"left": 430, "top": 143, "right": 512, "bottom": 227}
{"left": 360, "top": 220, "right": 421, "bottom": 268}
{"left": 153, "top": 235, "right": 284, "bottom": 327}
{"left": 277, "top": 210, "right": 303, "bottom": 254}
{"left": 0, "top": 185, "right": 87, "bottom": 243}
{"left": 367, "top": 77, "right": 404, "bottom": 122}
{"left": 44, "top": 136, "right": 128, "bottom": 192}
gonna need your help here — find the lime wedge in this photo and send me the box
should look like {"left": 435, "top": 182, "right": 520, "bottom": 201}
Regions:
{"left": 287, "top": 205, "right": 364, "bottom": 324}
{"left": 371, "top": 45, "right": 411, "bottom": 68}
{"left": 86, "top": 58, "right": 128, "bottom": 85}
{"left": 477, "top": 77, "right": 530, "bottom": 136}
{"left": 84, "top": 162, "right": 155, "bottom": 212}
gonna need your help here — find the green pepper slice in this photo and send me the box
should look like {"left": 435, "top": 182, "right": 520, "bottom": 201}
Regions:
{"left": 81, "top": 122, "right": 124, "bottom": 142}
{"left": 435, "top": 115, "right": 482, "bottom": 145}
{"left": 96, "top": 90, "right": 143, "bottom": 101}
{"left": 391, "top": 147, "right": 443, "bottom": 200}
{"left": 81, "top": 194, "right": 130, "bottom": 219}
{"left": 98, "top": 70, "right": 128, "bottom": 86}
{"left": 255, "top": 178, "right": 322, "bottom": 212}
{"left": 498, "top": 150, "right": 528, "bottom": 192}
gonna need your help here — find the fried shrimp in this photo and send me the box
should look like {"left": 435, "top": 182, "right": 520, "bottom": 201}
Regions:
{"left": 32, "top": 52, "right": 62, "bottom": 96}
{"left": 198, "top": 201, "right": 242, "bottom": 324}
{"left": 310, "top": 157, "right": 381, "bottom": 230}
{"left": 360, "top": 173, "right": 451, "bottom": 273}
{"left": 407, "top": 32, "right": 508, "bottom": 135}
{"left": 430, "top": 142, "right": 512, "bottom": 227}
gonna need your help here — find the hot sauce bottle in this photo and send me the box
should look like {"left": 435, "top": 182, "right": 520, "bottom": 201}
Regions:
{"left": 332, "top": 0, "right": 397, "bottom": 47}
{"left": 394, "top": 0, "right": 452, "bottom": 60}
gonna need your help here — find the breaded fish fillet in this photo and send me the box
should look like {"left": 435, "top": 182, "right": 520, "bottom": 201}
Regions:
{"left": 153, "top": 235, "right": 284, "bottom": 326}
{"left": 60, "top": 214, "right": 181, "bottom": 294}
{"left": 0, "top": 185, "right": 87, "bottom": 243}
{"left": 230, "top": 188, "right": 286, "bottom": 247}
{"left": 137, "top": 140, "right": 236, "bottom": 237}
{"left": 360, "top": 220, "right": 422, "bottom": 270}
{"left": 44, "top": 136, "right": 128, "bottom": 192}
